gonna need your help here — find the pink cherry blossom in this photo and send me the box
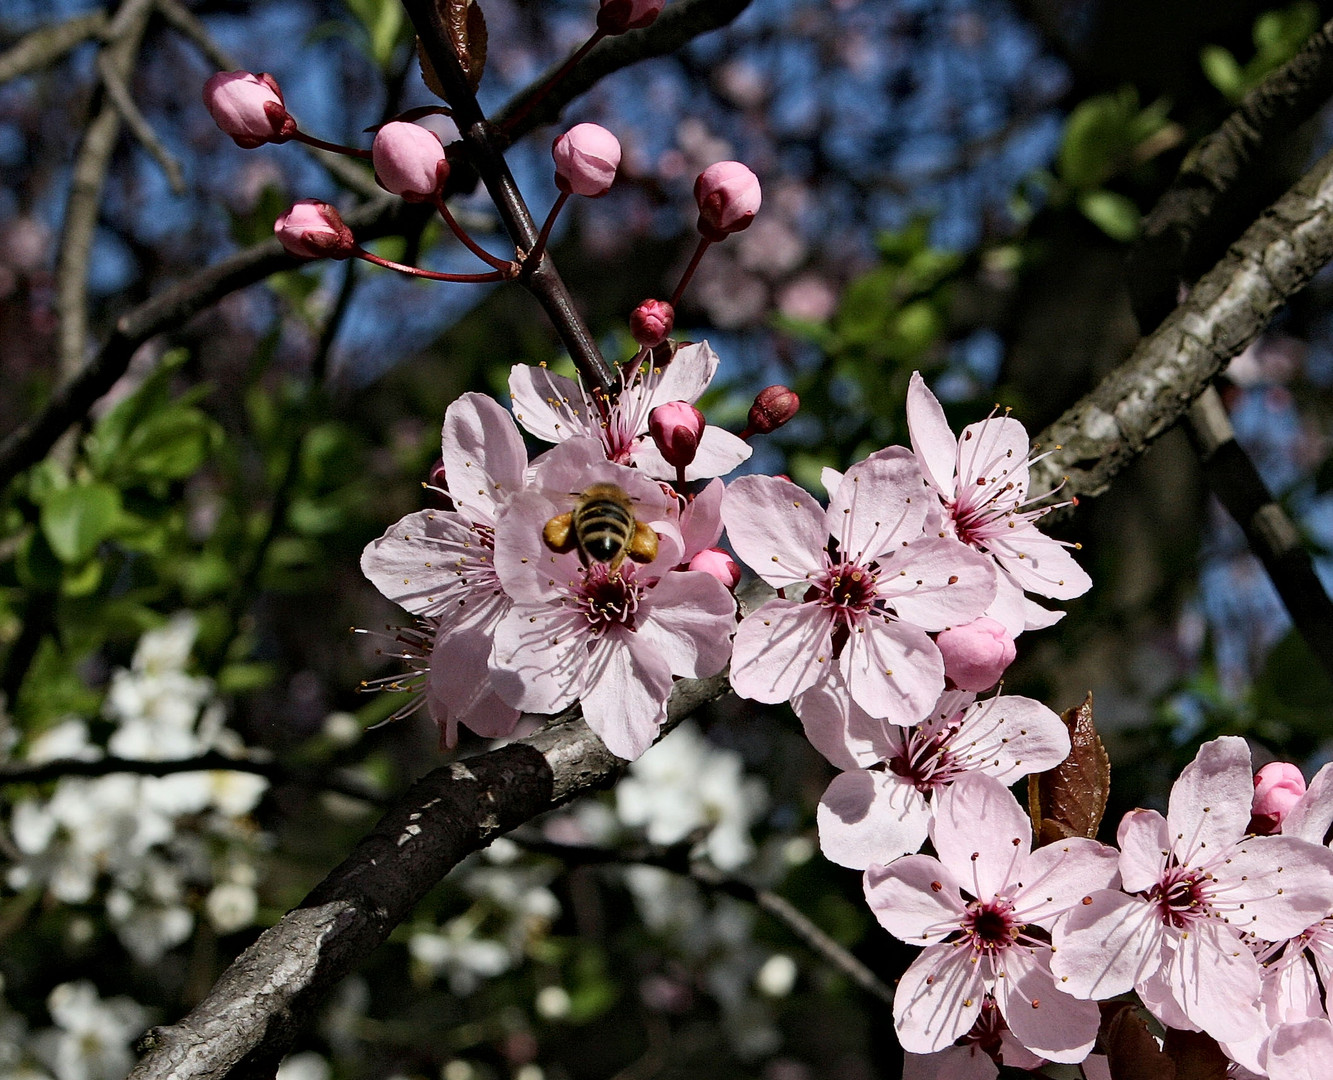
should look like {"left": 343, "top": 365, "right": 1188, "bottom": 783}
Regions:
{"left": 865, "top": 774, "right": 1117, "bottom": 1061}
{"left": 630, "top": 299, "right": 674, "bottom": 347}
{"left": 902, "top": 998, "right": 1045, "bottom": 1080}
{"left": 1050, "top": 736, "right": 1333, "bottom": 1044}
{"left": 935, "top": 616, "right": 1015, "bottom": 691}
{"left": 906, "top": 371, "right": 1090, "bottom": 634}
{"left": 488, "top": 440, "right": 734, "bottom": 761}
{"left": 723, "top": 450, "right": 996, "bottom": 724}
{"left": 795, "top": 676, "right": 1070, "bottom": 868}
{"left": 360, "top": 393, "right": 530, "bottom": 746}
{"left": 1262, "top": 1018, "right": 1333, "bottom": 1079}
{"left": 508, "top": 342, "right": 751, "bottom": 482}
{"left": 372, "top": 121, "right": 448, "bottom": 201}
{"left": 203, "top": 71, "right": 296, "bottom": 148}
{"left": 552, "top": 124, "right": 621, "bottom": 197}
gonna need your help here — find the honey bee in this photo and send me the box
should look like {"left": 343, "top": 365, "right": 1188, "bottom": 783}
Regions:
{"left": 542, "top": 482, "right": 659, "bottom": 571}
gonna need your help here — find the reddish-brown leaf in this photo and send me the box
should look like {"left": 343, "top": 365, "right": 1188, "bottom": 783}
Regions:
{"left": 1103, "top": 1002, "right": 1175, "bottom": 1080}
{"left": 417, "top": 0, "right": 488, "bottom": 101}
{"left": 1027, "top": 691, "right": 1110, "bottom": 845}
{"left": 1163, "top": 1029, "right": 1229, "bottom": 1080}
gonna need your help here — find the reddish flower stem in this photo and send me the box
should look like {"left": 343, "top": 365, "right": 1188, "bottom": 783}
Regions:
{"left": 670, "top": 236, "right": 711, "bottom": 307}
{"left": 503, "top": 30, "right": 607, "bottom": 133}
{"left": 527, "top": 191, "right": 570, "bottom": 269}
{"left": 292, "top": 130, "right": 373, "bottom": 160}
{"left": 353, "top": 246, "right": 513, "bottom": 282}
{"left": 431, "top": 195, "right": 514, "bottom": 270}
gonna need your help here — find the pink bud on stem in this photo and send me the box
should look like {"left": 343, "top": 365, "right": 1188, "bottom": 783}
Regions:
{"left": 1250, "top": 761, "right": 1306, "bottom": 835}
{"left": 670, "top": 162, "right": 762, "bottom": 308}
{"left": 688, "top": 548, "right": 741, "bottom": 590}
{"left": 649, "top": 400, "right": 705, "bottom": 488}
{"left": 630, "top": 299, "right": 674, "bottom": 348}
{"left": 739, "top": 385, "right": 799, "bottom": 439}
{"left": 527, "top": 125, "right": 623, "bottom": 269}
{"left": 204, "top": 71, "right": 372, "bottom": 159}
{"left": 597, "top": 0, "right": 665, "bottom": 34}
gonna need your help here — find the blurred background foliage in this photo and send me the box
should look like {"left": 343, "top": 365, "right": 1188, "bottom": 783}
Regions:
{"left": 5, "top": 0, "right": 1333, "bottom": 1077}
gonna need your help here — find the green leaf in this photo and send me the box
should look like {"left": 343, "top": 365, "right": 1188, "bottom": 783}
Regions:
{"left": 1078, "top": 189, "right": 1141, "bottom": 242}
{"left": 40, "top": 483, "right": 122, "bottom": 563}
{"left": 1200, "top": 44, "right": 1245, "bottom": 100}
{"left": 119, "top": 408, "right": 219, "bottom": 483}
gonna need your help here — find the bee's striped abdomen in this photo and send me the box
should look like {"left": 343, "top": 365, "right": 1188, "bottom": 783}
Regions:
{"left": 574, "top": 492, "right": 634, "bottom": 566}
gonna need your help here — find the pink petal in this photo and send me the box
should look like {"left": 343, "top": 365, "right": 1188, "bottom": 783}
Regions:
{"left": 840, "top": 617, "right": 944, "bottom": 723}
{"left": 729, "top": 599, "right": 833, "bottom": 703}
{"left": 893, "top": 943, "right": 986, "bottom": 1054}
{"left": 876, "top": 536, "right": 997, "bottom": 630}
{"left": 791, "top": 668, "right": 895, "bottom": 769}
{"left": 818, "top": 769, "right": 930, "bottom": 869}
{"left": 579, "top": 630, "right": 674, "bottom": 760}
{"left": 820, "top": 466, "right": 844, "bottom": 498}
{"left": 930, "top": 775, "right": 1030, "bottom": 901}
{"left": 1221, "top": 834, "right": 1333, "bottom": 940}
{"left": 1165, "top": 920, "right": 1264, "bottom": 1041}
{"left": 1048, "top": 890, "right": 1160, "bottom": 1000}
{"left": 864, "top": 854, "right": 964, "bottom": 940}
{"left": 677, "top": 478, "right": 724, "bottom": 559}
{"left": 995, "top": 951, "right": 1099, "bottom": 1063}
{"left": 440, "top": 392, "right": 528, "bottom": 522}
{"left": 1263, "top": 1019, "right": 1333, "bottom": 1080}
{"left": 1282, "top": 761, "right": 1333, "bottom": 845}
{"left": 489, "top": 603, "right": 589, "bottom": 714}
{"left": 989, "top": 529, "right": 1092, "bottom": 601}
{"left": 906, "top": 371, "right": 960, "bottom": 497}
{"left": 1166, "top": 735, "right": 1254, "bottom": 861}
{"left": 635, "top": 570, "right": 736, "bottom": 680}
{"left": 360, "top": 509, "right": 488, "bottom": 616}
{"left": 827, "top": 449, "right": 925, "bottom": 560}
{"left": 425, "top": 593, "right": 516, "bottom": 747}
{"left": 902, "top": 1046, "right": 997, "bottom": 1080}
{"left": 721, "top": 475, "right": 826, "bottom": 588}
{"left": 950, "top": 694, "right": 1071, "bottom": 783}
{"left": 955, "top": 415, "right": 1030, "bottom": 495}
{"left": 508, "top": 363, "right": 598, "bottom": 443}
{"left": 1013, "top": 838, "right": 1121, "bottom": 926}
{"left": 1116, "top": 809, "right": 1169, "bottom": 893}
{"left": 1020, "top": 595, "right": 1066, "bottom": 631}
{"left": 492, "top": 489, "right": 582, "bottom": 602}
{"left": 646, "top": 341, "right": 719, "bottom": 406}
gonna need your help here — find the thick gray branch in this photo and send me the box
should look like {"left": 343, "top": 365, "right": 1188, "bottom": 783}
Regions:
{"left": 1029, "top": 146, "right": 1333, "bottom": 504}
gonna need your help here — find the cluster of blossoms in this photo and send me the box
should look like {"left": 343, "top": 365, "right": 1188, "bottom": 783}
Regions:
{"left": 5, "top": 615, "right": 269, "bottom": 964}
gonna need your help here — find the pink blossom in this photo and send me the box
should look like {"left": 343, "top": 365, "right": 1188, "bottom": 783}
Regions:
{"left": 935, "top": 617, "right": 1015, "bottom": 691}
{"left": 508, "top": 342, "right": 751, "bottom": 482}
{"left": 865, "top": 774, "right": 1117, "bottom": 1060}
{"left": 723, "top": 450, "right": 996, "bottom": 724}
{"left": 902, "top": 999, "right": 1045, "bottom": 1080}
{"left": 488, "top": 440, "right": 734, "bottom": 761}
{"left": 202, "top": 71, "right": 296, "bottom": 148}
{"left": 648, "top": 401, "right": 704, "bottom": 470}
{"left": 552, "top": 124, "right": 621, "bottom": 197}
{"left": 630, "top": 299, "right": 674, "bottom": 347}
{"left": 1050, "top": 737, "right": 1333, "bottom": 1044}
{"left": 372, "top": 121, "right": 448, "bottom": 201}
{"left": 596, "top": 0, "right": 665, "bottom": 34}
{"left": 360, "top": 393, "right": 530, "bottom": 746}
{"left": 906, "top": 371, "right": 1090, "bottom": 634}
{"left": 1252, "top": 760, "right": 1308, "bottom": 834}
{"left": 1262, "top": 1019, "right": 1333, "bottom": 1079}
{"left": 274, "top": 200, "right": 355, "bottom": 260}
{"left": 795, "top": 677, "right": 1070, "bottom": 868}
{"left": 694, "top": 161, "right": 761, "bottom": 241}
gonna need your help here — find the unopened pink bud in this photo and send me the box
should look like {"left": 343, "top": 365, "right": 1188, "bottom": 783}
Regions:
{"left": 936, "top": 617, "right": 1016, "bottom": 692}
{"left": 203, "top": 71, "right": 296, "bottom": 149}
{"left": 694, "top": 161, "right": 761, "bottom": 241}
{"left": 372, "top": 121, "right": 449, "bottom": 202}
{"left": 689, "top": 547, "right": 740, "bottom": 590}
{"left": 631, "top": 299, "right": 675, "bottom": 347}
{"left": 1250, "top": 761, "right": 1306, "bottom": 835}
{"left": 596, "top": 0, "right": 665, "bottom": 34}
{"left": 745, "top": 385, "right": 799, "bottom": 436}
{"left": 274, "top": 200, "right": 355, "bottom": 260}
{"left": 649, "top": 400, "right": 705, "bottom": 469}
{"left": 553, "top": 124, "right": 621, "bottom": 197}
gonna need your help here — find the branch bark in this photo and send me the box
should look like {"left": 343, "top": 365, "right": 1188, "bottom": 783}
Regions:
{"left": 1028, "top": 145, "right": 1333, "bottom": 506}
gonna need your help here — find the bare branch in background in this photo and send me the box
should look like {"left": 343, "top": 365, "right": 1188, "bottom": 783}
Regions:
{"left": 0, "top": 10, "right": 109, "bottom": 85}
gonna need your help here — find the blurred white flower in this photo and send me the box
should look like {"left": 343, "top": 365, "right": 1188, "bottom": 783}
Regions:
{"left": 205, "top": 881, "right": 259, "bottom": 934}
{"left": 616, "top": 722, "right": 767, "bottom": 870}
{"left": 275, "top": 1051, "right": 331, "bottom": 1080}
{"left": 30, "top": 982, "right": 148, "bottom": 1080}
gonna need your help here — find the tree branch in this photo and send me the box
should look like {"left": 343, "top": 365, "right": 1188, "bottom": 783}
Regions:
{"left": 0, "top": 11, "right": 109, "bottom": 84}
{"left": 1028, "top": 145, "right": 1333, "bottom": 507}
